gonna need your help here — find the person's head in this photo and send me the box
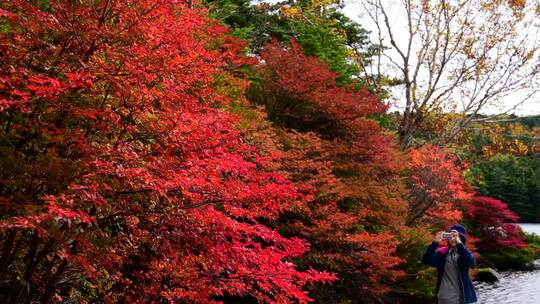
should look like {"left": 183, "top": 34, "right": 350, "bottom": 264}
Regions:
{"left": 448, "top": 223, "right": 467, "bottom": 247}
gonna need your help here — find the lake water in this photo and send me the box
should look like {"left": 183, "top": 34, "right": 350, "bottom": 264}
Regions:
{"left": 474, "top": 223, "right": 540, "bottom": 304}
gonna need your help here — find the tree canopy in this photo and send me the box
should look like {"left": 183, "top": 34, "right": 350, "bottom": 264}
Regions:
{"left": 0, "top": 1, "right": 538, "bottom": 303}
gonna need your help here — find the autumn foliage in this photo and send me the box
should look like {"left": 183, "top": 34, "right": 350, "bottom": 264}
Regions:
{"left": 0, "top": 1, "right": 535, "bottom": 303}
{"left": 0, "top": 1, "right": 334, "bottom": 303}
{"left": 406, "top": 145, "right": 471, "bottom": 227}
{"left": 245, "top": 39, "right": 409, "bottom": 302}
{"left": 464, "top": 196, "right": 527, "bottom": 251}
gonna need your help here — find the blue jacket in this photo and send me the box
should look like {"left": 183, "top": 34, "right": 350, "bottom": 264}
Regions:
{"left": 422, "top": 241, "right": 477, "bottom": 304}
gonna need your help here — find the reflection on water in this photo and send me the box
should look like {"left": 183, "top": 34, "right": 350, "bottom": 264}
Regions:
{"left": 474, "top": 261, "right": 540, "bottom": 304}
{"left": 474, "top": 224, "right": 540, "bottom": 304}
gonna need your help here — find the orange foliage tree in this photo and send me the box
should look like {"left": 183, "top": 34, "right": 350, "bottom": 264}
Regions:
{"left": 406, "top": 145, "right": 472, "bottom": 227}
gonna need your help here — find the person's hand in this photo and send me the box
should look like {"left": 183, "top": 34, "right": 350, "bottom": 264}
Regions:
{"left": 450, "top": 230, "right": 461, "bottom": 244}
{"left": 433, "top": 231, "right": 443, "bottom": 242}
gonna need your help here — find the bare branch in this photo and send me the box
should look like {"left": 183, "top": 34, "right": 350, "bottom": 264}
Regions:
{"left": 358, "top": 0, "right": 540, "bottom": 148}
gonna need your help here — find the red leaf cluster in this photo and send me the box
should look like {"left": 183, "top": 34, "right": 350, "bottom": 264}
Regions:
{"left": 259, "top": 40, "right": 387, "bottom": 119}
{"left": 0, "top": 1, "right": 333, "bottom": 303}
{"left": 246, "top": 40, "right": 409, "bottom": 301}
{"left": 464, "top": 196, "right": 527, "bottom": 250}
{"left": 254, "top": 39, "right": 394, "bottom": 160}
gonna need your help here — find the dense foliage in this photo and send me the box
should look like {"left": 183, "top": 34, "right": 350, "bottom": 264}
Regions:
{"left": 247, "top": 39, "right": 408, "bottom": 303}
{"left": 0, "top": 0, "right": 537, "bottom": 303}
{"left": 456, "top": 116, "right": 540, "bottom": 222}
{"left": 464, "top": 196, "right": 527, "bottom": 251}
{"left": 394, "top": 111, "right": 540, "bottom": 223}
{"left": 206, "top": 0, "right": 376, "bottom": 85}
{"left": 462, "top": 196, "right": 536, "bottom": 269}
{"left": 406, "top": 145, "right": 471, "bottom": 226}
{"left": 468, "top": 155, "right": 540, "bottom": 222}
{"left": 0, "top": 1, "right": 334, "bottom": 303}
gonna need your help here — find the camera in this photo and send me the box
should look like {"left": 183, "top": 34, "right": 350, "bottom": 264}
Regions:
{"left": 441, "top": 232, "right": 452, "bottom": 240}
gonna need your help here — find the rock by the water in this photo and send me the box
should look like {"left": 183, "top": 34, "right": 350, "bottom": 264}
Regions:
{"left": 474, "top": 268, "right": 501, "bottom": 283}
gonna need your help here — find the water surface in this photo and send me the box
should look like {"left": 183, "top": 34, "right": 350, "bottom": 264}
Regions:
{"left": 474, "top": 223, "right": 540, "bottom": 304}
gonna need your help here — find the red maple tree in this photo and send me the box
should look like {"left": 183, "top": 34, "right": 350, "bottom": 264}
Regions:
{"left": 0, "top": 1, "right": 334, "bottom": 303}
{"left": 463, "top": 196, "right": 527, "bottom": 251}
{"left": 246, "top": 39, "right": 409, "bottom": 302}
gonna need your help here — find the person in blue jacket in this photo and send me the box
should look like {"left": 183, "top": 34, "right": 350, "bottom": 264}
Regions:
{"left": 422, "top": 223, "right": 477, "bottom": 304}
